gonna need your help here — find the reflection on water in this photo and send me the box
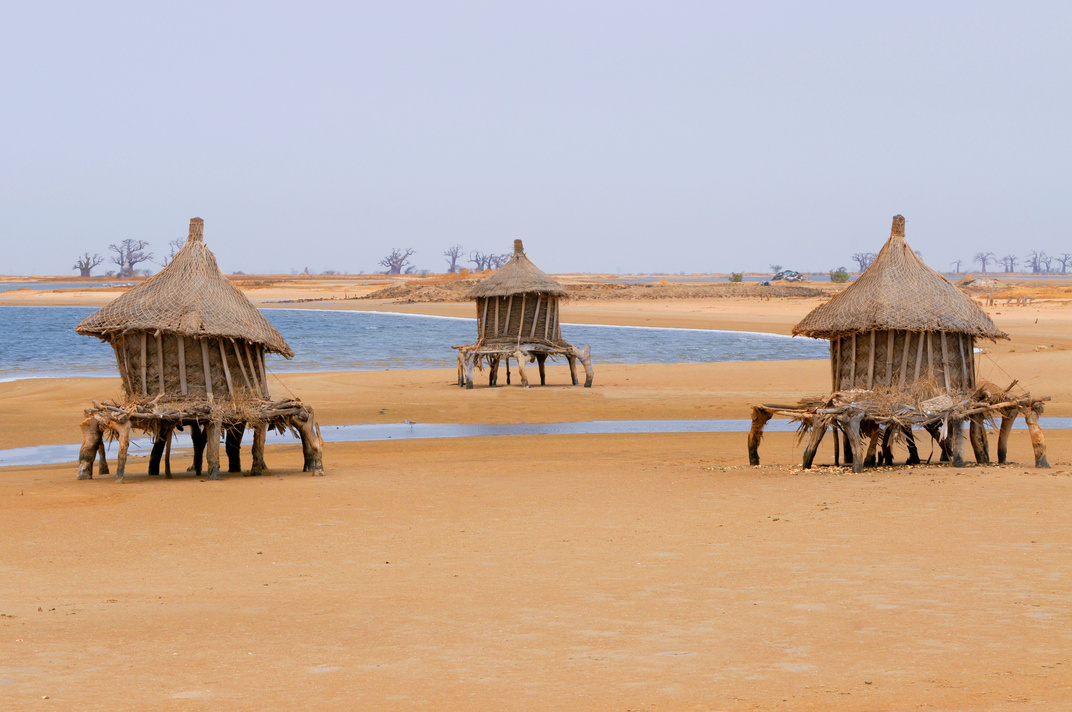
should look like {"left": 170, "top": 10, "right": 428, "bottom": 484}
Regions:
{"left": 0, "top": 306, "right": 828, "bottom": 380}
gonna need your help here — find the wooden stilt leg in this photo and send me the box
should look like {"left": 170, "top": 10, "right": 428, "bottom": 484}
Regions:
{"left": 843, "top": 412, "right": 865, "bottom": 474}
{"left": 880, "top": 425, "right": 895, "bottom": 466}
{"left": 464, "top": 354, "right": 475, "bottom": 390}
{"left": 457, "top": 352, "right": 465, "bottom": 387}
{"left": 147, "top": 430, "right": 166, "bottom": 476}
{"left": 950, "top": 418, "right": 965, "bottom": 468}
{"left": 78, "top": 418, "right": 103, "bottom": 480}
{"left": 801, "top": 417, "right": 827, "bottom": 469}
{"left": 567, "top": 355, "right": 578, "bottom": 386}
{"left": 1024, "top": 405, "right": 1050, "bottom": 468}
{"left": 163, "top": 424, "right": 174, "bottom": 478}
{"left": 842, "top": 424, "right": 854, "bottom": 465}
{"left": 579, "top": 345, "right": 594, "bottom": 388}
{"left": 489, "top": 356, "right": 499, "bottom": 387}
{"left": 97, "top": 439, "right": 109, "bottom": 475}
{"left": 747, "top": 408, "right": 773, "bottom": 466}
{"left": 997, "top": 409, "right": 1015, "bottom": 463}
{"left": 190, "top": 422, "right": 206, "bottom": 475}
{"left": 294, "top": 407, "right": 324, "bottom": 475}
{"left": 536, "top": 354, "right": 547, "bottom": 386}
{"left": 514, "top": 350, "right": 530, "bottom": 387}
{"left": 505, "top": 357, "right": 511, "bottom": 385}
{"left": 969, "top": 414, "right": 990, "bottom": 464}
{"left": 205, "top": 420, "right": 222, "bottom": 480}
{"left": 250, "top": 423, "right": 268, "bottom": 476}
{"left": 832, "top": 427, "right": 840, "bottom": 466}
{"left": 226, "top": 424, "right": 245, "bottom": 473}
{"left": 863, "top": 423, "right": 881, "bottom": 467}
{"left": 905, "top": 428, "right": 921, "bottom": 465}
{"left": 114, "top": 420, "right": 132, "bottom": 483}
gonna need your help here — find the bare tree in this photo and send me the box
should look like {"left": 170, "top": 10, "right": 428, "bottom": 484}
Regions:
{"left": 379, "top": 248, "right": 415, "bottom": 275}
{"left": 1057, "top": 253, "right": 1072, "bottom": 274}
{"left": 999, "top": 254, "right": 1019, "bottom": 273}
{"left": 949, "top": 258, "right": 964, "bottom": 274}
{"left": 1024, "top": 250, "right": 1045, "bottom": 274}
{"left": 443, "top": 244, "right": 464, "bottom": 273}
{"left": 972, "top": 251, "right": 996, "bottom": 273}
{"left": 109, "top": 239, "right": 153, "bottom": 277}
{"left": 851, "top": 252, "right": 877, "bottom": 272}
{"left": 1040, "top": 252, "right": 1054, "bottom": 274}
{"left": 469, "top": 251, "right": 493, "bottom": 271}
{"left": 72, "top": 252, "right": 104, "bottom": 277}
{"left": 158, "top": 236, "right": 186, "bottom": 267}
{"left": 769, "top": 263, "right": 783, "bottom": 273}
{"left": 488, "top": 253, "right": 511, "bottom": 269}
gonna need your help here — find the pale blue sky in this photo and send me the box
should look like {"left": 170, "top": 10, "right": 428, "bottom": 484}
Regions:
{"left": 2, "top": 1, "right": 1069, "bottom": 275}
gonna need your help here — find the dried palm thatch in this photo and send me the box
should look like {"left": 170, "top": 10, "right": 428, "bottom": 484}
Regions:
{"left": 793, "top": 216, "right": 1007, "bottom": 340}
{"left": 76, "top": 218, "right": 293, "bottom": 357}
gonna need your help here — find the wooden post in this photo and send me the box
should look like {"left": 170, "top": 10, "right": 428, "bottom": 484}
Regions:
{"left": 544, "top": 298, "right": 552, "bottom": 339}
{"left": 140, "top": 332, "right": 148, "bottom": 396}
{"left": 959, "top": 334, "right": 969, "bottom": 388}
{"left": 233, "top": 340, "right": 252, "bottom": 390}
{"left": 530, "top": 295, "right": 541, "bottom": 338}
{"left": 900, "top": 331, "right": 911, "bottom": 386}
{"left": 218, "top": 340, "right": 235, "bottom": 396}
{"left": 503, "top": 295, "right": 513, "bottom": 336}
{"left": 914, "top": 330, "right": 925, "bottom": 383}
{"left": 579, "top": 345, "right": 594, "bottom": 387}
{"left": 747, "top": 408, "right": 773, "bottom": 466}
{"left": 257, "top": 346, "right": 268, "bottom": 397}
{"left": 867, "top": 330, "right": 876, "bottom": 389}
{"left": 250, "top": 422, "right": 268, "bottom": 476}
{"left": 997, "top": 409, "right": 1016, "bottom": 463}
{"left": 567, "top": 354, "right": 578, "bottom": 386}
{"left": 114, "top": 419, "right": 132, "bottom": 483}
{"left": 536, "top": 354, "right": 547, "bottom": 385}
{"left": 178, "top": 336, "right": 187, "bottom": 395}
{"left": 949, "top": 418, "right": 965, "bottom": 468}
{"left": 833, "top": 337, "right": 840, "bottom": 391}
{"left": 849, "top": 333, "right": 857, "bottom": 387}
{"left": 293, "top": 407, "right": 324, "bottom": 475}
{"left": 801, "top": 416, "right": 827, "bottom": 469}
{"left": 493, "top": 296, "right": 499, "bottom": 336}
{"left": 201, "top": 338, "right": 214, "bottom": 400}
{"left": 968, "top": 336, "right": 977, "bottom": 385}
{"left": 517, "top": 294, "right": 526, "bottom": 340}
{"left": 148, "top": 434, "right": 166, "bottom": 476}
{"left": 927, "top": 333, "right": 935, "bottom": 382}
{"left": 969, "top": 414, "right": 990, "bottom": 464}
{"left": 156, "top": 333, "right": 165, "bottom": 394}
{"left": 226, "top": 424, "right": 245, "bottom": 473}
{"left": 885, "top": 329, "right": 895, "bottom": 385}
{"left": 481, "top": 298, "right": 489, "bottom": 340}
{"left": 842, "top": 412, "right": 865, "bottom": 474}
{"left": 880, "top": 425, "right": 895, "bottom": 466}
{"left": 163, "top": 424, "right": 174, "bottom": 478}
{"left": 77, "top": 418, "right": 103, "bottom": 480}
{"left": 863, "top": 425, "right": 881, "bottom": 467}
{"left": 552, "top": 299, "right": 560, "bottom": 340}
{"left": 905, "top": 428, "right": 920, "bottom": 465}
{"left": 97, "top": 439, "right": 109, "bottom": 475}
{"left": 464, "top": 354, "right": 475, "bottom": 389}
{"left": 1024, "top": 405, "right": 1050, "bottom": 468}
{"left": 205, "top": 420, "right": 222, "bottom": 480}
{"left": 940, "top": 332, "right": 951, "bottom": 390}
{"left": 245, "top": 342, "right": 261, "bottom": 394}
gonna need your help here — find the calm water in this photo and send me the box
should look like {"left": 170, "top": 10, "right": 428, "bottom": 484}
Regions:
{"left": 0, "top": 281, "right": 134, "bottom": 292}
{"left": 0, "top": 306, "right": 827, "bottom": 381}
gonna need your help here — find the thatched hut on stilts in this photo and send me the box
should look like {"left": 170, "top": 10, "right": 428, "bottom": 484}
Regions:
{"left": 75, "top": 218, "right": 323, "bottom": 481}
{"left": 749, "top": 215, "right": 1049, "bottom": 472}
{"left": 454, "top": 240, "right": 593, "bottom": 389}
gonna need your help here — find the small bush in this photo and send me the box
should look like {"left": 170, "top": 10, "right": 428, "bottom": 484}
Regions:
{"left": 729, "top": 272, "right": 744, "bottom": 282}
{"left": 829, "top": 267, "right": 850, "bottom": 283}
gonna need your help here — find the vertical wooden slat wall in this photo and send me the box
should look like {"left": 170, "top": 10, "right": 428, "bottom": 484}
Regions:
{"left": 477, "top": 294, "right": 558, "bottom": 341}
{"left": 114, "top": 332, "right": 268, "bottom": 400}
{"left": 833, "top": 330, "right": 975, "bottom": 391}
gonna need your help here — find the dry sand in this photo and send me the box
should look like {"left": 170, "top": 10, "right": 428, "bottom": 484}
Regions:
{"left": 2, "top": 280, "right": 1071, "bottom": 710}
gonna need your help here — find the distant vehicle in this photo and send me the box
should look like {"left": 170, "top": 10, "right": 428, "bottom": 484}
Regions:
{"left": 771, "top": 270, "right": 807, "bottom": 282}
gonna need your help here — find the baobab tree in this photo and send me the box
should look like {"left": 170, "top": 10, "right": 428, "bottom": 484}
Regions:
{"left": 949, "top": 258, "right": 964, "bottom": 274}
{"left": 158, "top": 236, "right": 186, "bottom": 267}
{"left": 1024, "top": 250, "right": 1048, "bottom": 274}
{"left": 73, "top": 253, "right": 104, "bottom": 277}
{"left": 378, "top": 248, "right": 415, "bottom": 275}
{"left": 972, "top": 251, "right": 996, "bottom": 273}
{"left": 109, "top": 239, "right": 153, "bottom": 277}
{"left": 1057, "top": 253, "right": 1072, "bottom": 274}
{"left": 488, "top": 253, "right": 510, "bottom": 269}
{"left": 443, "top": 244, "right": 464, "bottom": 273}
{"left": 468, "top": 251, "right": 493, "bottom": 271}
{"left": 851, "top": 252, "right": 876, "bottom": 272}
{"left": 999, "top": 254, "right": 1019, "bottom": 273}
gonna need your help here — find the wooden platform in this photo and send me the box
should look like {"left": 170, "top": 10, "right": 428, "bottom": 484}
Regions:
{"left": 453, "top": 338, "right": 593, "bottom": 389}
{"left": 77, "top": 397, "right": 323, "bottom": 482}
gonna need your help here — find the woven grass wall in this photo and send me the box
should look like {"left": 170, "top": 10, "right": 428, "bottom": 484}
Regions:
{"left": 476, "top": 294, "right": 561, "bottom": 342}
{"left": 831, "top": 330, "right": 976, "bottom": 392}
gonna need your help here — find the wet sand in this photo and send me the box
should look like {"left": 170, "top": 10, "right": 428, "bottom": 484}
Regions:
{"left": 2, "top": 281, "right": 1071, "bottom": 710}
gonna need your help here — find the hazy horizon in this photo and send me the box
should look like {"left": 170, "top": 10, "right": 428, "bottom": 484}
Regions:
{"left": 3, "top": 2, "right": 1070, "bottom": 277}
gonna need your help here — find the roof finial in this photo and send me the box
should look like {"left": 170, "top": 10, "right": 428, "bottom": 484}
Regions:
{"left": 891, "top": 214, "right": 905, "bottom": 238}
{"left": 514, "top": 239, "right": 524, "bottom": 255}
{"left": 188, "top": 217, "right": 204, "bottom": 243}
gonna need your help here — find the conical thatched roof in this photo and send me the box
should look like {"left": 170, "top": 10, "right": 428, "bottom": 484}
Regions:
{"left": 77, "top": 218, "right": 294, "bottom": 357}
{"left": 466, "top": 240, "right": 568, "bottom": 299}
{"left": 793, "top": 216, "right": 1007, "bottom": 340}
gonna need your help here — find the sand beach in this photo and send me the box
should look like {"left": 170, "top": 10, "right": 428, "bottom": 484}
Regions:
{"left": 1, "top": 278, "right": 1070, "bottom": 710}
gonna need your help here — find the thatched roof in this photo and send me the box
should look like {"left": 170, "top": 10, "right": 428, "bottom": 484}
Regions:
{"left": 466, "top": 240, "right": 568, "bottom": 299}
{"left": 77, "top": 218, "right": 294, "bottom": 357}
{"left": 793, "top": 216, "right": 1007, "bottom": 340}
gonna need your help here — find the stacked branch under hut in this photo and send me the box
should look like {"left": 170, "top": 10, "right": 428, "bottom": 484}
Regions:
{"left": 748, "top": 215, "right": 1049, "bottom": 471}
{"left": 75, "top": 218, "right": 323, "bottom": 481}
{"left": 454, "top": 240, "right": 593, "bottom": 388}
